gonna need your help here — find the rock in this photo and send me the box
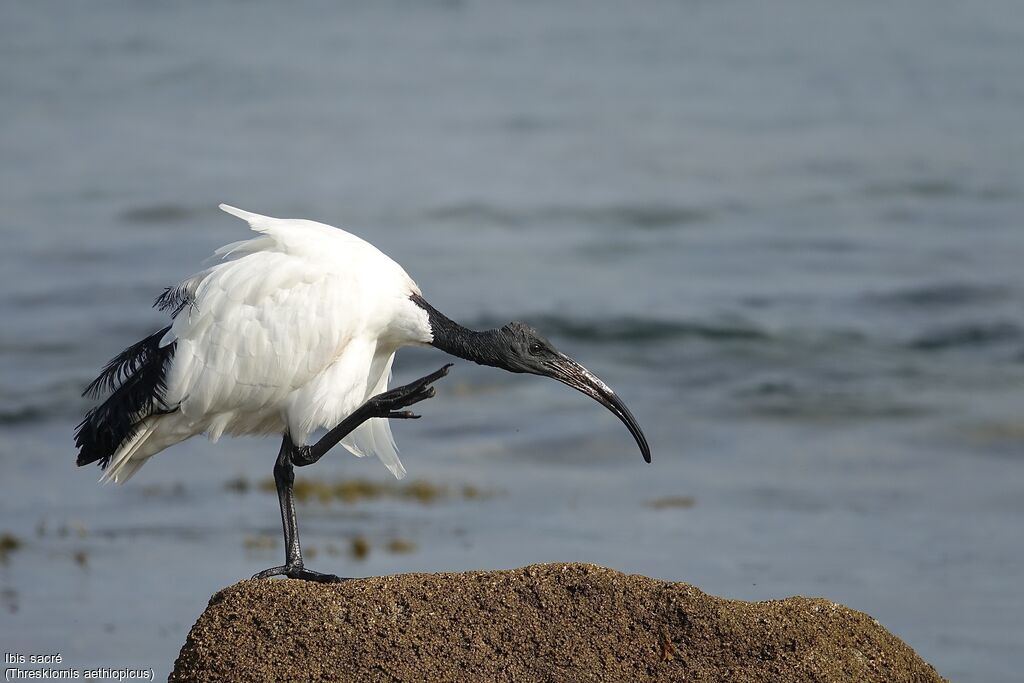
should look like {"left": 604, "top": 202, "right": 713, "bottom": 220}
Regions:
{"left": 170, "top": 563, "right": 945, "bottom": 682}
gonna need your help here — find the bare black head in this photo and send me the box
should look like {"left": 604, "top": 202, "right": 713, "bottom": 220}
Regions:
{"left": 490, "top": 321, "right": 560, "bottom": 373}
{"left": 492, "top": 321, "right": 649, "bottom": 462}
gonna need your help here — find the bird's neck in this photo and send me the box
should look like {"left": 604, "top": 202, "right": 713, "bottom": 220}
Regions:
{"left": 410, "top": 295, "right": 506, "bottom": 368}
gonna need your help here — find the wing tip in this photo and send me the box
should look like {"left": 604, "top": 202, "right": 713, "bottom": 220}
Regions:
{"left": 219, "top": 204, "right": 281, "bottom": 236}
{"left": 388, "top": 459, "right": 408, "bottom": 480}
{"left": 218, "top": 203, "right": 250, "bottom": 220}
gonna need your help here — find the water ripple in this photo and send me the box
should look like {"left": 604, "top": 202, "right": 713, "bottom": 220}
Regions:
{"left": 867, "top": 282, "right": 1010, "bottom": 309}
{"left": 907, "top": 321, "right": 1022, "bottom": 351}
{"left": 423, "top": 202, "right": 715, "bottom": 229}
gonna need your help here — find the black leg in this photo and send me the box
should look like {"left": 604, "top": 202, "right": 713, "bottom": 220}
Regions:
{"left": 251, "top": 435, "right": 347, "bottom": 582}
{"left": 251, "top": 364, "right": 451, "bottom": 583}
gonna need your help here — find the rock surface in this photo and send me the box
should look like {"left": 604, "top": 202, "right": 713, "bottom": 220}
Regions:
{"left": 170, "top": 563, "right": 945, "bottom": 682}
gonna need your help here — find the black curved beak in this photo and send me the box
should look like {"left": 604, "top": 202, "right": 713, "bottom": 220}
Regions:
{"left": 543, "top": 354, "right": 651, "bottom": 463}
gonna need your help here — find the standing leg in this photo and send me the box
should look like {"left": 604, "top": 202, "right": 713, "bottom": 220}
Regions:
{"left": 251, "top": 364, "right": 451, "bottom": 582}
{"left": 252, "top": 435, "right": 345, "bottom": 582}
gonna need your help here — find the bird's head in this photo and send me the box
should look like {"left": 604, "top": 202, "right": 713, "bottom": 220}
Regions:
{"left": 495, "top": 321, "right": 651, "bottom": 463}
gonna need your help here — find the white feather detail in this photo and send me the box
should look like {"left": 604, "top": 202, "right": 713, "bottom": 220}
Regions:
{"left": 207, "top": 412, "right": 233, "bottom": 443}
{"left": 102, "top": 418, "right": 158, "bottom": 484}
{"left": 158, "top": 327, "right": 177, "bottom": 348}
{"left": 340, "top": 352, "right": 406, "bottom": 480}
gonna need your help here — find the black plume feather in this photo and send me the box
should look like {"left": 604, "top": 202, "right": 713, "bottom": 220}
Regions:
{"left": 75, "top": 326, "right": 176, "bottom": 469}
{"left": 154, "top": 284, "right": 195, "bottom": 318}
{"left": 82, "top": 327, "right": 172, "bottom": 399}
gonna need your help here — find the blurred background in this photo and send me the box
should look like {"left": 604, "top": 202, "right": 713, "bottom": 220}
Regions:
{"left": 1, "top": 1, "right": 1022, "bottom": 681}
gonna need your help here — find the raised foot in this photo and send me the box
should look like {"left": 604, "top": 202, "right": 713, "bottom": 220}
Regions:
{"left": 369, "top": 363, "right": 453, "bottom": 419}
{"left": 251, "top": 564, "right": 352, "bottom": 583}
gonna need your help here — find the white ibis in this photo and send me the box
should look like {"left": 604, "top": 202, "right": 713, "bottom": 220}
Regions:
{"left": 76, "top": 204, "right": 650, "bottom": 582}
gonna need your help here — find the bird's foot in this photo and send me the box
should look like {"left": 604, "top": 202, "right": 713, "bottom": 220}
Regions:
{"left": 368, "top": 363, "right": 452, "bottom": 419}
{"left": 251, "top": 563, "right": 351, "bottom": 583}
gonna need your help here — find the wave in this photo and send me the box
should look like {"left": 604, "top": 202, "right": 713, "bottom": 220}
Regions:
{"left": 867, "top": 282, "right": 1009, "bottom": 309}
{"left": 118, "top": 203, "right": 207, "bottom": 225}
{"left": 0, "top": 377, "right": 90, "bottom": 426}
{"left": 863, "top": 179, "right": 1016, "bottom": 201}
{"left": 0, "top": 404, "right": 49, "bottom": 425}
{"left": 907, "top": 321, "right": 1022, "bottom": 351}
{"left": 732, "top": 381, "right": 929, "bottom": 421}
{"left": 422, "top": 202, "right": 715, "bottom": 229}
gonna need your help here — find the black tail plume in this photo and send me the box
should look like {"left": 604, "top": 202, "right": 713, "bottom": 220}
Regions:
{"left": 75, "top": 326, "right": 176, "bottom": 469}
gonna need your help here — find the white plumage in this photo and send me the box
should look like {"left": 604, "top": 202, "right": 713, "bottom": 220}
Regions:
{"left": 102, "top": 204, "right": 433, "bottom": 484}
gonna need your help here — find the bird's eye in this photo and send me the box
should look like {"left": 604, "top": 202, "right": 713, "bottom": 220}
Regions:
{"left": 528, "top": 342, "right": 543, "bottom": 355}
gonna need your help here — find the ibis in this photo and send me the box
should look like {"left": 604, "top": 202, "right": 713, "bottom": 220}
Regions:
{"left": 75, "top": 205, "right": 651, "bottom": 582}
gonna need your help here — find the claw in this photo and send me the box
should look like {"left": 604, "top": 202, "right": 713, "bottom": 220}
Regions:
{"left": 368, "top": 363, "right": 452, "bottom": 418}
{"left": 252, "top": 564, "right": 352, "bottom": 583}
{"left": 423, "top": 363, "right": 453, "bottom": 384}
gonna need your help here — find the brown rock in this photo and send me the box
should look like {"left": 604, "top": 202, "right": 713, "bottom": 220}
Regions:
{"left": 170, "top": 563, "right": 946, "bottom": 683}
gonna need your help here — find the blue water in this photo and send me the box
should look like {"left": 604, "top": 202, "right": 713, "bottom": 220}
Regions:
{"left": 2, "top": 2, "right": 1023, "bottom": 681}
